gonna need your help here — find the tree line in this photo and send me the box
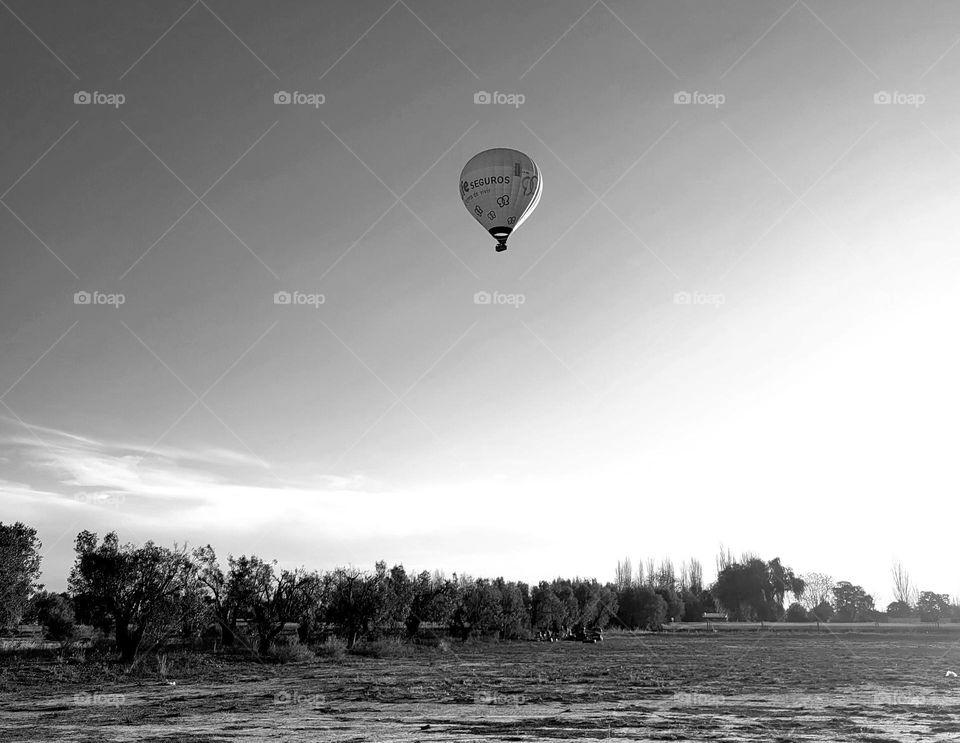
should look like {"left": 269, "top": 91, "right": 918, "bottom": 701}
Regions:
{"left": 2, "top": 522, "right": 958, "bottom": 662}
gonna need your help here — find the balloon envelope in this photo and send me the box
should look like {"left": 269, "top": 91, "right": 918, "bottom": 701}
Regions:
{"left": 459, "top": 148, "right": 542, "bottom": 251}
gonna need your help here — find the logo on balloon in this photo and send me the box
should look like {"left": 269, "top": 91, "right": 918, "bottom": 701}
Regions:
{"left": 496, "top": 195, "right": 510, "bottom": 208}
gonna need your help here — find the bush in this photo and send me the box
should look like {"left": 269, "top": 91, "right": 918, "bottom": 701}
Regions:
{"left": 785, "top": 603, "right": 808, "bottom": 622}
{"left": 267, "top": 643, "right": 315, "bottom": 664}
{"left": 810, "top": 601, "right": 834, "bottom": 622}
{"left": 681, "top": 590, "right": 705, "bottom": 622}
{"left": 26, "top": 592, "right": 75, "bottom": 641}
{"left": 349, "top": 637, "right": 414, "bottom": 658}
{"left": 314, "top": 636, "right": 347, "bottom": 660}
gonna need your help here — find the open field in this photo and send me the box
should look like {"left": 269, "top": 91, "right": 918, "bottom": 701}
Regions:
{"left": 2, "top": 632, "right": 959, "bottom": 742}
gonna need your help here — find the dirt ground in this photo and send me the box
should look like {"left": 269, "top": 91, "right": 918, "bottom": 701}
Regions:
{"left": 2, "top": 632, "right": 959, "bottom": 742}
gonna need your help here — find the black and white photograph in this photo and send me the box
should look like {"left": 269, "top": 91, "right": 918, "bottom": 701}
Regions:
{"left": 2, "top": 2, "right": 959, "bottom": 740}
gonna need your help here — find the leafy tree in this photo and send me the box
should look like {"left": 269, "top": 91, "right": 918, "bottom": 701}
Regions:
{"left": 713, "top": 557, "right": 803, "bottom": 621}
{"left": 453, "top": 579, "right": 502, "bottom": 638}
{"left": 25, "top": 591, "right": 75, "bottom": 640}
{"left": 531, "top": 582, "right": 564, "bottom": 634}
{"left": 680, "top": 588, "right": 705, "bottom": 622}
{"left": 917, "top": 591, "right": 950, "bottom": 623}
{"left": 192, "top": 545, "right": 242, "bottom": 646}
{"left": 0, "top": 522, "right": 43, "bottom": 629}
{"left": 785, "top": 602, "right": 809, "bottom": 622}
{"left": 407, "top": 571, "right": 458, "bottom": 635}
{"left": 552, "top": 580, "right": 579, "bottom": 630}
{"left": 594, "top": 584, "right": 619, "bottom": 629}
{"left": 68, "top": 531, "right": 192, "bottom": 661}
{"left": 371, "top": 562, "right": 413, "bottom": 635}
{"left": 699, "top": 589, "right": 717, "bottom": 614}
{"left": 641, "top": 590, "right": 668, "bottom": 630}
{"left": 885, "top": 600, "right": 914, "bottom": 619}
{"left": 325, "top": 567, "right": 383, "bottom": 648}
{"left": 229, "top": 556, "right": 317, "bottom": 654}
{"left": 769, "top": 558, "right": 805, "bottom": 613}
{"left": 495, "top": 579, "right": 529, "bottom": 639}
{"left": 616, "top": 585, "right": 667, "bottom": 630}
{"left": 831, "top": 581, "right": 874, "bottom": 622}
{"left": 656, "top": 587, "right": 684, "bottom": 623}
{"left": 810, "top": 600, "right": 834, "bottom": 622}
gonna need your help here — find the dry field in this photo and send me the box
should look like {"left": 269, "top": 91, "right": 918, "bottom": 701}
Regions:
{"left": 2, "top": 631, "right": 959, "bottom": 742}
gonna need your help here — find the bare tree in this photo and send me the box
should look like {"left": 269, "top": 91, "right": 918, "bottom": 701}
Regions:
{"left": 716, "top": 545, "right": 735, "bottom": 574}
{"left": 655, "top": 558, "right": 675, "bottom": 590}
{"left": 614, "top": 557, "right": 633, "bottom": 592}
{"left": 891, "top": 560, "right": 917, "bottom": 607}
{"left": 799, "top": 572, "right": 834, "bottom": 611}
{"left": 688, "top": 558, "right": 703, "bottom": 594}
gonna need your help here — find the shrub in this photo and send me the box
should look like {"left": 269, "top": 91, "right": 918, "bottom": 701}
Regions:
{"left": 26, "top": 592, "right": 75, "bottom": 641}
{"left": 349, "top": 637, "right": 414, "bottom": 658}
{"left": 267, "top": 643, "right": 315, "bottom": 664}
{"left": 785, "top": 603, "right": 809, "bottom": 622}
{"left": 314, "top": 636, "right": 347, "bottom": 660}
{"left": 810, "top": 601, "right": 834, "bottom": 622}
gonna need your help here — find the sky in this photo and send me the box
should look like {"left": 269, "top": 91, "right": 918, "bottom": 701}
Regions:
{"left": 1, "top": 1, "right": 959, "bottom": 605}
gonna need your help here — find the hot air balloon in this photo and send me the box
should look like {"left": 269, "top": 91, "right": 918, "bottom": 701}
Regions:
{"left": 459, "top": 148, "right": 542, "bottom": 252}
